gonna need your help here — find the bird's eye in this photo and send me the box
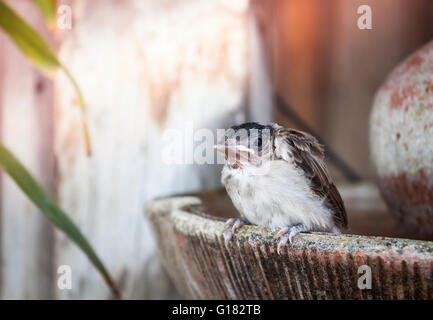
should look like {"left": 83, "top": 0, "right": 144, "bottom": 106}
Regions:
{"left": 256, "top": 137, "right": 263, "bottom": 151}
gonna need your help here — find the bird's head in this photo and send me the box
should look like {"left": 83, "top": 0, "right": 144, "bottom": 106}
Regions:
{"left": 215, "top": 122, "right": 275, "bottom": 169}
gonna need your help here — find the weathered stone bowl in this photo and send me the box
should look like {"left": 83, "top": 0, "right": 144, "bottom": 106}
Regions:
{"left": 145, "top": 185, "right": 433, "bottom": 299}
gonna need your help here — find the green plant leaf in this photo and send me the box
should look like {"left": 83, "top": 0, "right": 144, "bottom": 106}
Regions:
{"left": 0, "top": 0, "right": 92, "bottom": 155}
{"left": 0, "top": 0, "right": 59, "bottom": 74}
{"left": 32, "top": 0, "right": 56, "bottom": 27}
{"left": 0, "top": 143, "right": 120, "bottom": 298}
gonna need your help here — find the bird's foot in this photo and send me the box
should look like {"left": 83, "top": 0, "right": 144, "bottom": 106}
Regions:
{"left": 224, "top": 218, "right": 251, "bottom": 245}
{"left": 277, "top": 224, "right": 310, "bottom": 254}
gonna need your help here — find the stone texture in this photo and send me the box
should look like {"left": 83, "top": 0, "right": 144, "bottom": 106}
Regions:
{"left": 370, "top": 40, "right": 433, "bottom": 236}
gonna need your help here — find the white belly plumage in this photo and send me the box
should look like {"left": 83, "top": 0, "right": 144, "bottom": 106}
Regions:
{"left": 221, "top": 160, "right": 339, "bottom": 233}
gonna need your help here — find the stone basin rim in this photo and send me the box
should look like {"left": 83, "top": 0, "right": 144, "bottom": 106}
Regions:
{"left": 145, "top": 196, "right": 433, "bottom": 255}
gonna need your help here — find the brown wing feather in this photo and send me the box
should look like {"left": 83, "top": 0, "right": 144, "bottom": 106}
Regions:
{"left": 272, "top": 126, "right": 348, "bottom": 228}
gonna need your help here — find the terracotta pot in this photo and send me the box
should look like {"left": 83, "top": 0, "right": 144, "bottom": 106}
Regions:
{"left": 370, "top": 41, "right": 433, "bottom": 236}
{"left": 145, "top": 188, "right": 433, "bottom": 299}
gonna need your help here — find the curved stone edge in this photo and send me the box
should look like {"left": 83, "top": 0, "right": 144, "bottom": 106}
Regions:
{"left": 146, "top": 196, "right": 433, "bottom": 299}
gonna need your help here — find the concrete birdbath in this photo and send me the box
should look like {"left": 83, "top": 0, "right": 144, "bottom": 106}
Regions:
{"left": 145, "top": 184, "right": 433, "bottom": 299}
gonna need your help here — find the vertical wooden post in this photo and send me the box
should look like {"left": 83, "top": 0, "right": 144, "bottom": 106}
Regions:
{"left": 0, "top": 0, "right": 54, "bottom": 299}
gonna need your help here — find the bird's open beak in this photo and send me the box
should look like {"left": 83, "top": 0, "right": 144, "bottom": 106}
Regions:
{"left": 213, "top": 143, "right": 226, "bottom": 153}
{"left": 214, "top": 140, "right": 255, "bottom": 161}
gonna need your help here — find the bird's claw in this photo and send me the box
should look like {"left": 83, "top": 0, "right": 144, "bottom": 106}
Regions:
{"left": 224, "top": 218, "right": 250, "bottom": 245}
{"left": 277, "top": 233, "right": 291, "bottom": 255}
{"left": 225, "top": 218, "right": 236, "bottom": 227}
{"left": 277, "top": 224, "right": 309, "bottom": 255}
{"left": 277, "top": 226, "right": 290, "bottom": 237}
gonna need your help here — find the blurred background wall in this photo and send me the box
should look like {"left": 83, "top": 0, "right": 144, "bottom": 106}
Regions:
{"left": 0, "top": 0, "right": 432, "bottom": 299}
{"left": 266, "top": 0, "right": 433, "bottom": 180}
{"left": 1, "top": 0, "right": 270, "bottom": 299}
{"left": 0, "top": 0, "right": 56, "bottom": 299}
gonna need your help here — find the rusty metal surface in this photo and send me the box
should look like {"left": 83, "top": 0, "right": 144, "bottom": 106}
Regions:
{"left": 146, "top": 195, "right": 433, "bottom": 300}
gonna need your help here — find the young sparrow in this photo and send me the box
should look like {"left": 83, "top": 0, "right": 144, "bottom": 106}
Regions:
{"left": 215, "top": 122, "right": 347, "bottom": 254}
